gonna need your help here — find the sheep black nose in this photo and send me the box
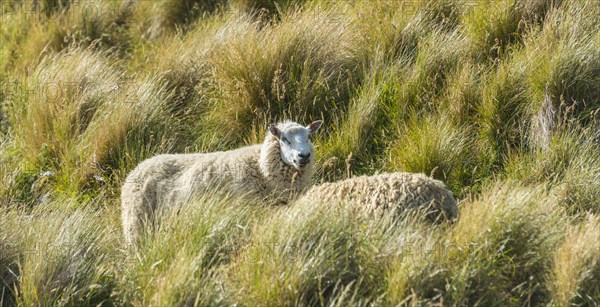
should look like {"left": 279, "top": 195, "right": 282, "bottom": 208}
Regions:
{"left": 299, "top": 152, "right": 311, "bottom": 159}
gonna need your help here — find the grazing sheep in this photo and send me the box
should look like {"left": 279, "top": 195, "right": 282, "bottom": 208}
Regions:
{"left": 121, "top": 120, "right": 323, "bottom": 244}
{"left": 296, "top": 172, "right": 458, "bottom": 222}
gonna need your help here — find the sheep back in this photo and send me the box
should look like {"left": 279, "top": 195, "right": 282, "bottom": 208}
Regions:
{"left": 298, "top": 172, "right": 458, "bottom": 222}
{"left": 121, "top": 144, "right": 269, "bottom": 244}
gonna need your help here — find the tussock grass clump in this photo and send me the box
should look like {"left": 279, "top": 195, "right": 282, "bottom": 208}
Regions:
{"left": 387, "top": 182, "right": 565, "bottom": 305}
{"left": 383, "top": 220, "right": 447, "bottom": 305}
{"left": 1, "top": 1, "right": 135, "bottom": 72}
{"left": 351, "top": 0, "right": 464, "bottom": 63}
{"left": 318, "top": 61, "right": 404, "bottom": 179}
{"left": 477, "top": 54, "right": 530, "bottom": 167}
{"left": 415, "top": 0, "right": 464, "bottom": 31}
{"left": 505, "top": 126, "right": 600, "bottom": 214}
{"left": 445, "top": 182, "right": 565, "bottom": 305}
{"left": 136, "top": 0, "right": 307, "bottom": 40}
{"left": 463, "top": 0, "right": 561, "bottom": 60}
{"left": 386, "top": 114, "right": 474, "bottom": 196}
{"left": 140, "top": 0, "right": 226, "bottom": 40}
{"left": 439, "top": 61, "right": 484, "bottom": 126}
{"left": 551, "top": 214, "right": 600, "bottom": 305}
{"left": 9, "top": 49, "right": 122, "bottom": 166}
{"left": 224, "top": 201, "right": 384, "bottom": 305}
{"left": 3, "top": 204, "right": 119, "bottom": 306}
{"left": 524, "top": 2, "right": 600, "bottom": 146}
{"left": 347, "top": 1, "right": 417, "bottom": 64}
{"left": 320, "top": 28, "right": 470, "bottom": 179}
{"left": 133, "top": 14, "right": 257, "bottom": 151}
{"left": 401, "top": 29, "right": 471, "bottom": 111}
{"left": 120, "top": 193, "right": 263, "bottom": 306}
{"left": 6, "top": 49, "right": 178, "bottom": 201}
{"left": 204, "top": 7, "right": 360, "bottom": 145}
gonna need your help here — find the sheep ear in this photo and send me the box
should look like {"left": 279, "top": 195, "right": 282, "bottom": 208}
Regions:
{"left": 307, "top": 120, "right": 323, "bottom": 134}
{"left": 268, "top": 124, "right": 281, "bottom": 139}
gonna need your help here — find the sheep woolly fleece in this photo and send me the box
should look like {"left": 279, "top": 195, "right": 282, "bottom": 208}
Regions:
{"left": 121, "top": 121, "right": 315, "bottom": 244}
{"left": 296, "top": 172, "right": 459, "bottom": 222}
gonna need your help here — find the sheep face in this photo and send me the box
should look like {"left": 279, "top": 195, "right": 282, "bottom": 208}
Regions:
{"left": 269, "top": 120, "right": 322, "bottom": 170}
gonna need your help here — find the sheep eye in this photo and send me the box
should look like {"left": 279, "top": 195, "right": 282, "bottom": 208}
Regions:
{"left": 281, "top": 137, "right": 290, "bottom": 144}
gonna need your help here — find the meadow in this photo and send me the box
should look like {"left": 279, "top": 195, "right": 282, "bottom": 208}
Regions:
{"left": 0, "top": 0, "right": 599, "bottom": 305}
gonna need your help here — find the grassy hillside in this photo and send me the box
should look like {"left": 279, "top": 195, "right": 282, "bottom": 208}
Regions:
{"left": 1, "top": 0, "right": 599, "bottom": 305}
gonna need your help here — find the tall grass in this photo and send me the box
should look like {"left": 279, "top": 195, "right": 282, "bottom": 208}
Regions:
{"left": 551, "top": 214, "right": 600, "bottom": 305}
{"left": 1, "top": 0, "right": 599, "bottom": 305}
{"left": 386, "top": 114, "right": 475, "bottom": 197}
{"left": 318, "top": 60, "right": 403, "bottom": 180}
{"left": 0, "top": 203, "right": 119, "bottom": 306}
{"left": 204, "top": 6, "right": 361, "bottom": 145}
{"left": 443, "top": 182, "right": 565, "bottom": 305}
{"left": 120, "top": 192, "right": 264, "bottom": 306}
{"left": 0, "top": 208, "right": 20, "bottom": 306}
{"left": 7, "top": 49, "right": 179, "bottom": 201}
{"left": 385, "top": 181, "right": 566, "bottom": 305}
{"left": 505, "top": 126, "right": 600, "bottom": 214}
{"left": 524, "top": 2, "right": 600, "bottom": 147}
{"left": 463, "top": 0, "right": 561, "bottom": 61}
{"left": 224, "top": 199, "right": 391, "bottom": 306}
{"left": 476, "top": 53, "right": 530, "bottom": 169}
{"left": 0, "top": 0, "right": 135, "bottom": 73}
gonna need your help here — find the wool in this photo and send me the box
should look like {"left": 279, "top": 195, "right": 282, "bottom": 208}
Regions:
{"left": 296, "top": 172, "right": 459, "bottom": 222}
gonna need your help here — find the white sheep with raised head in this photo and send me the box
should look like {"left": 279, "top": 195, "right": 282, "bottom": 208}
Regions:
{"left": 296, "top": 172, "right": 458, "bottom": 222}
{"left": 121, "top": 120, "right": 323, "bottom": 244}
